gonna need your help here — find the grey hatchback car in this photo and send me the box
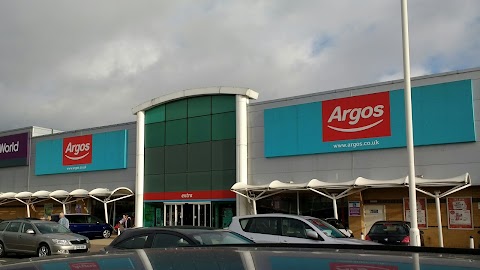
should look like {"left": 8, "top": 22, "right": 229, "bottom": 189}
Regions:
{"left": 0, "top": 219, "right": 90, "bottom": 257}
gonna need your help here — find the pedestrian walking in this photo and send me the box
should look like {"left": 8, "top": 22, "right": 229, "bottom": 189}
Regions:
{"left": 58, "top": 212, "right": 70, "bottom": 229}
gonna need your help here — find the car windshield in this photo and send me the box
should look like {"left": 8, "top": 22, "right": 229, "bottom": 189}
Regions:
{"left": 370, "top": 223, "right": 408, "bottom": 235}
{"left": 327, "top": 219, "right": 346, "bottom": 229}
{"left": 190, "top": 231, "right": 253, "bottom": 245}
{"left": 307, "top": 219, "right": 346, "bottom": 238}
{"left": 35, "top": 222, "right": 71, "bottom": 234}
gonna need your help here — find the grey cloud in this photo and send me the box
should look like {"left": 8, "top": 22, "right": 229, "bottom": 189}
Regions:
{"left": 0, "top": 0, "right": 479, "bottom": 132}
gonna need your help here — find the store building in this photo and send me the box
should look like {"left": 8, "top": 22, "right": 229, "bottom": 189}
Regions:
{"left": 1, "top": 67, "right": 479, "bottom": 248}
{"left": 0, "top": 124, "right": 136, "bottom": 224}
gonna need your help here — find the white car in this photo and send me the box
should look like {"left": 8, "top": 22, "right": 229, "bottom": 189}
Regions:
{"left": 228, "top": 213, "right": 378, "bottom": 245}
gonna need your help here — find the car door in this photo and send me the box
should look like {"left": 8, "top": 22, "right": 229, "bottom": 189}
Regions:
{"left": 278, "top": 218, "right": 317, "bottom": 244}
{"left": 87, "top": 216, "right": 105, "bottom": 236}
{"left": 17, "top": 223, "right": 37, "bottom": 254}
{"left": 3, "top": 222, "right": 22, "bottom": 251}
{"left": 241, "top": 217, "right": 281, "bottom": 243}
{"left": 69, "top": 215, "right": 87, "bottom": 236}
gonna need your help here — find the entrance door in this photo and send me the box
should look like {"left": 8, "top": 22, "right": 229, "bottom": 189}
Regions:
{"left": 163, "top": 204, "right": 184, "bottom": 226}
{"left": 363, "top": 205, "right": 386, "bottom": 234}
{"left": 192, "top": 203, "right": 211, "bottom": 227}
{"left": 163, "top": 202, "right": 212, "bottom": 227}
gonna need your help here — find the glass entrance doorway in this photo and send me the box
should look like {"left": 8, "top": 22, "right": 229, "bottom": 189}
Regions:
{"left": 163, "top": 202, "right": 211, "bottom": 227}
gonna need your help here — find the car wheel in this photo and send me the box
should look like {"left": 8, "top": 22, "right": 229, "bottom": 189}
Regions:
{"left": 0, "top": 242, "right": 5, "bottom": 258}
{"left": 102, "top": 229, "right": 111, "bottom": 239}
{"left": 37, "top": 244, "right": 51, "bottom": 257}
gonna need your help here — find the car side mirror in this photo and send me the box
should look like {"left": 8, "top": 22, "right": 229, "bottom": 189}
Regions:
{"left": 306, "top": 231, "right": 319, "bottom": 240}
{"left": 26, "top": 229, "right": 35, "bottom": 234}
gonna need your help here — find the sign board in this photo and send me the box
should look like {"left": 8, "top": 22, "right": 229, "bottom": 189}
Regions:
{"left": 403, "top": 198, "right": 428, "bottom": 228}
{"left": 447, "top": 197, "right": 473, "bottom": 230}
{"left": 35, "top": 130, "right": 128, "bottom": 175}
{"left": 264, "top": 80, "right": 475, "bottom": 157}
{"left": 348, "top": 201, "right": 361, "bottom": 217}
{"left": 0, "top": 132, "right": 29, "bottom": 168}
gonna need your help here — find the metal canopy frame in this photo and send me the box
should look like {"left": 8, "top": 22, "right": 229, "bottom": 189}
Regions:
{"left": 89, "top": 187, "right": 134, "bottom": 224}
{"left": 231, "top": 173, "right": 471, "bottom": 247}
{"left": 0, "top": 187, "right": 134, "bottom": 223}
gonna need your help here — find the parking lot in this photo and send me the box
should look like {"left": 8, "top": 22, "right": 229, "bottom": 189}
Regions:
{"left": 0, "top": 236, "right": 116, "bottom": 265}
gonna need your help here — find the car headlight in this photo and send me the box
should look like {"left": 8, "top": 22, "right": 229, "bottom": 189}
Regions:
{"left": 86, "top": 239, "right": 90, "bottom": 244}
{"left": 52, "top": 239, "right": 71, "bottom": 245}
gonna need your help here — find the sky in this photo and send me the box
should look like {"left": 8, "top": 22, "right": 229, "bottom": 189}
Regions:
{"left": 0, "top": 0, "right": 479, "bottom": 132}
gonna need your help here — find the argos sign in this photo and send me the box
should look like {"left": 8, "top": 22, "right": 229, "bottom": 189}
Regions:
{"left": 35, "top": 130, "right": 127, "bottom": 175}
{"left": 322, "top": 92, "right": 391, "bottom": 142}
{"left": 63, "top": 135, "right": 92, "bottom": 165}
{"left": 264, "top": 80, "right": 476, "bottom": 157}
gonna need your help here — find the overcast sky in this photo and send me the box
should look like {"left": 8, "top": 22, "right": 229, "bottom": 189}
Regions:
{"left": 0, "top": 1, "right": 479, "bottom": 132}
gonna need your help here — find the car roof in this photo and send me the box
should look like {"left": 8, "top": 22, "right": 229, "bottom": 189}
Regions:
{"left": 233, "top": 213, "right": 320, "bottom": 220}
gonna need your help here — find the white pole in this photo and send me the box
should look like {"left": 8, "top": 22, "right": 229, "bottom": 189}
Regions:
{"left": 252, "top": 200, "right": 257, "bottom": 215}
{"left": 236, "top": 95, "right": 249, "bottom": 216}
{"left": 26, "top": 204, "right": 31, "bottom": 218}
{"left": 401, "top": 0, "right": 420, "bottom": 247}
{"left": 434, "top": 191, "right": 444, "bottom": 247}
{"left": 135, "top": 111, "right": 145, "bottom": 227}
{"left": 104, "top": 202, "right": 109, "bottom": 224}
{"left": 63, "top": 203, "right": 67, "bottom": 214}
{"left": 470, "top": 236, "right": 474, "bottom": 249}
{"left": 174, "top": 205, "right": 178, "bottom": 226}
{"left": 296, "top": 191, "right": 300, "bottom": 215}
{"left": 332, "top": 197, "right": 338, "bottom": 220}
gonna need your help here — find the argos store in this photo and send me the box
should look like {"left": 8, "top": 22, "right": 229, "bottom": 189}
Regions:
{"left": 0, "top": 125, "right": 136, "bottom": 224}
{"left": 1, "top": 68, "right": 480, "bottom": 248}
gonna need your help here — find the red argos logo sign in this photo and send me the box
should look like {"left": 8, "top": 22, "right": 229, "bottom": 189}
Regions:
{"left": 322, "top": 92, "right": 391, "bottom": 142}
{"left": 62, "top": 135, "right": 92, "bottom": 166}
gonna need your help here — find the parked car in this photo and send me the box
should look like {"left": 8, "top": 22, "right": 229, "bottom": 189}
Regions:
{"left": 365, "top": 221, "right": 425, "bottom": 246}
{"left": 103, "top": 227, "right": 253, "bottom": 252}
{"left": 324, "top": 218, "right": 354, "bottom": 238}
{"left": 228, "top": 214, "right": 378, "bottom": 245}
{"left": 0, "top": 218, "right": 90, "bottom": 257}
{"left": 50, "top": 213, "right": 113, "bottom": 239}
{"left": 2, "top": 245, "right": 480, "bottom": 270}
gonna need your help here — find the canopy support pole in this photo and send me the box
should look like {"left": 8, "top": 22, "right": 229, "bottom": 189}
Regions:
{"left": 296, "top": 191, "right": 300, "bottom": 215}
{"left": 332, "top": 195, "right": 338, "bottom": 219}
{"left": 434, "top": 191, "right": 444, "bottom": 247}
{"left": 252, "top": 199, "right": 257, "bottom": 215}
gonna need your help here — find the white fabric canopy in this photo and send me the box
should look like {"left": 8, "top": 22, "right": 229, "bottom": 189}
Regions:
{"left": 231, "top": 173, "right": 471, "bottom": 192}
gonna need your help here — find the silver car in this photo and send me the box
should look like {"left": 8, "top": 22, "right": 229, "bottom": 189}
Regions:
{"left": 228, "top": 213, "right": 379, "bottom": 245}
{"left": 0, "top": 218, "right": 90, "bottom": 257}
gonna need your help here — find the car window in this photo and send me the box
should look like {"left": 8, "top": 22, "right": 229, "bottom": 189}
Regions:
{"left": 307, "top": 218, "right": 346, "bottom": 238}
{"left": 281, "top": 218, "right": 309, "bottom": 238}
{"left": 87, "top": 216, "right": 102, "bottom": 224}
{"left": 370, "top": 223, "right": 408, "bottom": 235}
{"left": 21, "top": 223, "right": 35, "bottom": 233}
{"left": 190, "top": 231, "right": 252, "bottom": 245}
{"left": 152, "top": 233, "right": 190, "bottom": 248}
{"left": 0, "top": 222, "right": 8, "bottom": 231}
{"left": 35, "top": 222, "right": 71, "bottom": 234}
{"left": 239, "top": 219, "right": 249, "bottom": 230}
{"left": 116, "top": 235, "right": 150, "bottom": 249}
{"left": 245, "top": 217, "right": 280, "bottom": 235}
{"left": 68, "top": 215, "right": 87, "bottom": 223}
{"left": 5, "top": 222, "right": 21, "bottom": 232}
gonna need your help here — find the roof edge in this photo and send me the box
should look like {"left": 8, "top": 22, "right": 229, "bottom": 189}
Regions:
{"left": 132, "top": 87, "right": 259, "bottom": 114}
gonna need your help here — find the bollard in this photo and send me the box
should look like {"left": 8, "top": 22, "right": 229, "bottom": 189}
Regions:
{"left": 361, "top": 232, "right": 365, "bottom": 240}
{"left": 470, "top": 236, "right": 474, "bottom": 249}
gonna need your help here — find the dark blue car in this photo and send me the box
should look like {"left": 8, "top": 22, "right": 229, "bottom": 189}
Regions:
{"left": 51, "top": 214, "right": 113, "bottom": 239}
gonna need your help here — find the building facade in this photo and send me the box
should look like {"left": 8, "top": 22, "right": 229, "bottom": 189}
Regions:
{"left": 1, "top": 68, "right": 479, "bottom": 247}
